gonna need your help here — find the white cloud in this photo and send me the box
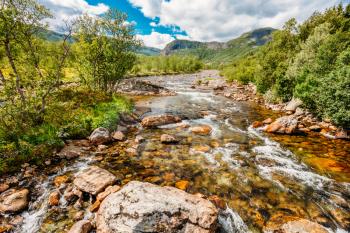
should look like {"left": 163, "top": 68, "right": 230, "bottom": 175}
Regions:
{"left": 137, "top": 31, "right": 174, "bottom": 49}
{"left": 40, "top": 0, "right": 109, "bottom": 31}
{"left": 150, "top": 22, "right": 158, "bottom": 27}
{"left": 128, "top": 0, "right": 162, "bottom": 18}
{"left": 129, "top": 0, "right": 342, "bottom": 42}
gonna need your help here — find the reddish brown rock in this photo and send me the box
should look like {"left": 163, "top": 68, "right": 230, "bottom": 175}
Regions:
{"left": 252, "top": 121, "right": 263, "bottom": 128}
{"left": 96, "top": 185, "right": 121, "bottom": 202}
{"left": 0, "top": 184, "right": 9, "bottom": 193}
{"left": 141, "top": 114, "right": 181, "bottom": 128}
{"left": 48, "top": 191, "right": 60, "bottom": 206}
{"left": 68, "top": 220, "right": 92, "bottom": 233}
{"left": 89, "top": 200, "right": 101, "bottom": 212}
{"left": 190, "top": 125, "right": 212, "bottom": 135}
{"left": 262, "top": 118, "right": 273, "bottom": 124}
{"left": 208, "top": 195, "right": 226, "bottom": 210}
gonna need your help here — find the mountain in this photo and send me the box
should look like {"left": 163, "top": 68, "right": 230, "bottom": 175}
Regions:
{"left": 162, "top": 27, "right": 275, "bottom": 64}
{"left": 137, "top": 46, "right": 161, "bottom": 56}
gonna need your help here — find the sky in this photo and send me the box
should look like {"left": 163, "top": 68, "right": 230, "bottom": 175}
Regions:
{"left": 40, "top": 0, "right": 349, "bottom": 49}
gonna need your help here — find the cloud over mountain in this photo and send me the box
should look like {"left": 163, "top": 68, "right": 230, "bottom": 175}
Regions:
{"left": 128, "top": 0, "right": 341, "bottom": 42}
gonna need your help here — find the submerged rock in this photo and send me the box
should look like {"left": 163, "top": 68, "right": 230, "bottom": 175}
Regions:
{"left": 73, "top": 166, "right": 116, "bottom": 195}
{"left": 274, "top": 219, "right": 328, "bottom": 233}
{"left": 141, "top": 114, "right": 181, "bottom": 128}
{"left": 89, "top": 128, "right": 111, "bottom": 145}
{"left": 96, "top": 181, "right": 218, "bottom": 233}
{"left": 0, "top": 189, "right": 29, "bottom": 213}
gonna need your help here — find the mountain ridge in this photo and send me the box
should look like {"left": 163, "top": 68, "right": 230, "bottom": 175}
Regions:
{"left": 161, "top": 27, "right": 275, "bottom": 64}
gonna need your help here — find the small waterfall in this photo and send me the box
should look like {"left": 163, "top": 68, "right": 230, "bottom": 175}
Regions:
{"left": 218, "top": 207, "right": 250, "bottom": 233}
{"left": 19, "top": 156, "right": 93, "bottom": 233}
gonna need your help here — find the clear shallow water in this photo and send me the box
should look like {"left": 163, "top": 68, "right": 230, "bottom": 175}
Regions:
{"left": 14, "top": 73, "right": 350, "bottom": 233}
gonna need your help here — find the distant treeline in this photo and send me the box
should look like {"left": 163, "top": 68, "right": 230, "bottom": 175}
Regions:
{"left": 130, "top": 55, "right": 203, "bottom": 76}
{"left": 221, "top": 5, "right": 350, "bottom": 127}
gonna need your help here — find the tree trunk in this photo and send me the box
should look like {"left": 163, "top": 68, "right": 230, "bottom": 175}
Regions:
{"left": 4, "top": 38, "right": 26, "bottom": 104}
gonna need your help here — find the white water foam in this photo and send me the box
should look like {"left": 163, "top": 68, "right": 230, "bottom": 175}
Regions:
{"left": 177, "top": 91, "right": 217, "bottom": 103}
{"left": 248, "top": 126, "right": 333, "bottom": 191}
{"left": 219, "top": 207, "right": 251, "bottom": 233}
{"left": 19, "top": 156, "right": 93, "bottom": 233}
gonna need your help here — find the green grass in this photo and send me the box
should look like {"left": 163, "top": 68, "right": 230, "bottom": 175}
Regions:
{"left": 0, "top": 88, "right": 132, "bottom": 175}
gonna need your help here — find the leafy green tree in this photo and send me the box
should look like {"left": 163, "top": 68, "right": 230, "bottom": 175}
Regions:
{"left": 73, "top": 10, "right": 140, "bottom": 92}
{"left": 0, "top": 0, "right": 72, "bottom": 133}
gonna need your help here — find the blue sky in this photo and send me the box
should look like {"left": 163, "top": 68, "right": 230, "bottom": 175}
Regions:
{"left": 41, "top": 0, "right": 348, "bottom": 49}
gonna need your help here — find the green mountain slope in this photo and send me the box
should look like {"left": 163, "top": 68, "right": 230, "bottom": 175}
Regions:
{"left": 162, "top": 27, "right": 275, "bottom": 64}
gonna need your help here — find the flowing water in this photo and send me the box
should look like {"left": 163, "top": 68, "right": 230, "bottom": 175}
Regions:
{"left": 11, "top": 72, "right": 350, "bottom": 232}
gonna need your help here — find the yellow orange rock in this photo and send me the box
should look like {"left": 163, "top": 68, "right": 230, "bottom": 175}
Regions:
{"left": 54, "top": 175, "right": 69, "bottom": 187}
{"left": 175, "top": 180, "right": 189, "bottom": 191}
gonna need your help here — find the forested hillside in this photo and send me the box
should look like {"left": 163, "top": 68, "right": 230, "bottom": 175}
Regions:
{"left": 221, "top": 5, "right": 350, "bottom": 127}
{"left": 162, "top": 27, "right": 275, "bottom": 65}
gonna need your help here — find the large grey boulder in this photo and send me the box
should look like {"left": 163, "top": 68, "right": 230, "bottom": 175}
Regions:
{"left": 285, "top": 98, "right": 303, "bottom": 112}
{"left": 73, "top": 166, "right": 116, "bottom": 195}
{"left": 96, "top": 181, "right": 218, "bottom": 233}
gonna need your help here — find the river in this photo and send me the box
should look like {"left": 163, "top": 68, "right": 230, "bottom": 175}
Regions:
{"left": 16, "top": 71, "right": 350, "bottom": 233}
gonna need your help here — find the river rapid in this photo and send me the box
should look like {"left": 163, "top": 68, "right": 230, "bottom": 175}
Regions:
{"left": 11, "top": 71, "right": 350, "bottom": 233}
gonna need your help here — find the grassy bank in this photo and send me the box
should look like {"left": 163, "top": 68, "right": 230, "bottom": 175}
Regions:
{"left": 0, "top": 88, "right": 132, "bottom": 175}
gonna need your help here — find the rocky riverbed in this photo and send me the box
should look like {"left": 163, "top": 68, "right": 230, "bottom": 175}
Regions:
{"left": 0, "top": 70, "right": 349, "bottom": 233}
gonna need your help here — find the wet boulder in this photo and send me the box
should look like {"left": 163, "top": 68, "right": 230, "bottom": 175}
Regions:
{"left": 265, "top": 115, "right": 298, "bottom": 134}
{"left": 57, "top": 143, "right": 85, "bottom": 160}
{"left": 160, "top": 134, "right": 179, "bottom": 143}
{"left": 141, "top": 114, "right": 181, "bottom": 128}
{"left": 89, "top": 128, "right": 111, "bottom": 145}
{"left": 0, "top": 189, "right": 29, "bottom": 213}
{"left": 111, "top": 131, "right": 125, "bottom": 141}
{"left": 73, "top": 166, "right": 117, "bottom": 195}
{"left": 190, "top": 124, "right": 212, "bottom": 135}
{"left": 96, "top": 181, "right": 218, "bottom": 233}
{"left": 48, "top": 191, "right": 60, "bottom": 206}
{"left": 68, "top": 220, "right": 92, "bottom": 233}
